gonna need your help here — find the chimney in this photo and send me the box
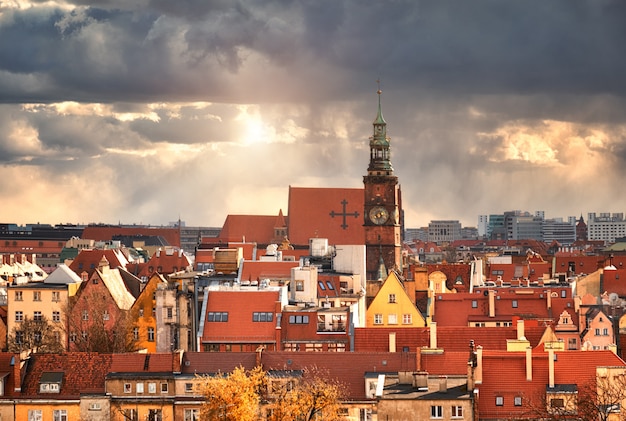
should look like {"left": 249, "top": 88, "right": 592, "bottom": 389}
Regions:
{"left": 439, "top": 375, "right": 448, "bottom": 392}
{"left": 547, "top": 290, "right": 552, "bottom": 310}
{"left": 475, "top": 346, "right": 483, "bottom": 385}
{"left": 11, "top": 355, "right": 20, "bottom": 392}
{"left": 468, "top": 340, "right": 478, "bottom": 390}
{"left": 488, "top": 290, "right": 495, "bottom": 318}
{"left": 548, "top": 349, "right": 555, "bottom": 388}
{"left": 525, "top": 347, "right": 532, "bottom": 381}
{"left": 389, "top": 332, "right": 396, "bottom": 353}
{"left": 430, "top": 322, "right": 437, "bottom": 349}
{"left": 31, "top": 253, "right": 36, "bottom": 265}
{"left": 416, "top": 348, "right": 422, "bottom": 371}
{"left": 517, "top": 319, "right": 526, "bottom": 340}
{"left": 255, "top": 345, "right": 265, "bottom": 367}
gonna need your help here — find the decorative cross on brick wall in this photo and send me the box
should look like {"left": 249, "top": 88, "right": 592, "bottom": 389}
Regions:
{"left": 329, "top": 199, "right": 360, "bottom": 230}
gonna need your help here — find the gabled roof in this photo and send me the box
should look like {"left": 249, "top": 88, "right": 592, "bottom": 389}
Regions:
{"left": 44, "top": 264, "right": 83, "bottom": 284}
{"left": 68, "top": 249, "right": 130, "bottom": 277}
{"left": 137, "top": 248, "right": 192, "bottom": 278}
{"left": 93, "top": 266, "right": 135, "bottom": 310}
{"left": 287, "top": 186, "right": 364, "bottom": 246}
{"left": 20, "top": 353, "right": 113, "bottom": 398}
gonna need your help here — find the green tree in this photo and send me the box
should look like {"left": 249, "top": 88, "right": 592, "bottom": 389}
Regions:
{"left": 8, "top": 315, "right": 64, "bottom": 353}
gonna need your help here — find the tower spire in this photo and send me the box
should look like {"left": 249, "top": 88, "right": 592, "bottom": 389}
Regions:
{"left": 368, "top": 81, "right": 393, "bottom": 176}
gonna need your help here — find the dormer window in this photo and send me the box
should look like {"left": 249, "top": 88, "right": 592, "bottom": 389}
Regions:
{"left": 39, "top": 372, "right": 63, "bottom": 393}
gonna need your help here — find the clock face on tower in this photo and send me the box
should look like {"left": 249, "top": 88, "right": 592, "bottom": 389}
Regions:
{"left": 369, "top": 206, "right": 389, "bottom": 225}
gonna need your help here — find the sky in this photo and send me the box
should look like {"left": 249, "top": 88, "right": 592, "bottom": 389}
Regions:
{"left": 1, "top": 0, "right": 626, "bottom": 229}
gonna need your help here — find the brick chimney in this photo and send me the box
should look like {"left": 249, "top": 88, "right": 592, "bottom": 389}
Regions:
{"left": 517, "top": 319, "right": 526, "bottom": 340}
{"left": 11, "top": 355, "right": 20, "bottom": 392}
{"left": 430, "top": 322, "right": 437, "bottom": 349}
{"left": 488, "top": 290, "right": 496, "bottom": 318}
{"left": 548, "top": 349, "right": 555, "bottom": 388}
{"left": 475, "top": 346, "right": 483, "bottom": 385}
{"left": 526, "top": 347, "right": 532, "bottom": 381}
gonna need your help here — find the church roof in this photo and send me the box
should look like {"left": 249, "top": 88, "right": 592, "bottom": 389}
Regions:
{"left": 287, "top": 186, "right": 364, "bottom": 246}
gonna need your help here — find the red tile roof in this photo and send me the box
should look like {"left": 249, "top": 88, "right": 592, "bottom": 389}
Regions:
{"left": 261, "top": 351, "right": 417, "bottom": 400}
{"left": 218, "top": 215, "right": 279, "bottom": 244}
{"left": 201, "top": 290, "right": 281, "bottom": 343}
{"left": 20, "top": 353, "right": 113, "bottom": 398}
{"left": 478, "top": 349, "right": 626, "bottom": 419}
{"left": 109, "top": 353, "right": 179, "bottom": 373}
{"left": 287, "top": 186, "right": 364, "bottom": 246}
{"left": 137, "top": 248, "right": 192, "bottom": 277}
{"left": 68, "top": 249, "right": 128, "bottom": 277}
{"left": 239, "top": 261, "right": 299, "bottom": 282}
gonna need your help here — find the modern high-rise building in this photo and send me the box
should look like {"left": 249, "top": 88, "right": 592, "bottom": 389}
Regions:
{"left": 427, "top": 220, "right": 462, "bottom": 244}
{"left": 587, "top": 212, "right": 626, "bottom": 243}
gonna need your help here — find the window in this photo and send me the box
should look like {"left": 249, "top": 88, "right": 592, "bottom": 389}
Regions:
{"left": 295, "top": 280, "right": 304, "bottom": 291}
{"left": 402, "top": 314, "right": 412, "bottom": 324}
{"left": 15, "top": 291, "right": 23, "bottom": 301}
{"left": 15, "top": 311, "right": 23, "bottom": 322}
{"left": 472, "top": 300, "right": 478, "bottom": 308}
{"left": 15, "top": 331, "right": 23, "bottom": 344}
{"left": 103, "top": 310, "right": 110, "bottom": 321}
{"left": 28, "top": 410, "right": 42, "bottom": 421}
{"left": 388, "top": 314, "right": 398, "bottom": 325}
{"left": 208, "top": 312, "right": 228, "bottom": 322}
{"left": 430, "top": 405, "right": 443, "bottom": 418}
{"left": 603, "top": 328, "right": 609, "bottom": 336}
{"left": 161, "top": 382, "right": 168, "bottom": 393}
{"left": 124, "top": 383, "right": 132, "bottom": 393}
{"left": 133, "top": 327, "right": 139, "bottom": 340}
{"left": 568, "top": 338, "right": 577, "bottom": 350}
{"left": 374, "top": 314, "right": 383, "bottom": 325}
{"left": 52, "top": 291, "right": 60, "bottom": 302}
{"left": 88, "top": 402, "right": 102, "bottom": 411}
{"left": 166, "top": 307, "right": 173, "bottom": 319}
{"left": 149, "top": 382, "right": 157, "bottom": 393}
{"left": 124, "top": 409, "right": 138, "bottom": 421}
{"left": 512, "top": 300, "right": 518, "bottom": 308}
{"left": 451, "top": 406, "right": 463, "bottom": 418}
{"left": 551, "top": 398, "right": 564, "bottom": 408}
{"left": 318, "top": 281, "right": 326, "bottom": 291}
{"left": 388, "top": 293, "right": 396, "bottom": 303}
{"left": 289, "top": 315, "right": 309, "bottom": 324}
{"left": 148, "top": 327, "right": 155, "bottom": 342}
{"left": 34, "top": 311, "right": 42, "bottom": 321}
{"left": 359, "top": 408, "right": 372, "bottom": 421}
{"left": 496, "top": 396, "right": 504, "bottom": 406}
{"left": 33, "top": 291, "right": 41, "bottom": 301}
{"left": 136, "top": 383, "right": 144, "bottom": 393}
{"left": 326, "top": 281, "right": 334, "bottom": 290}
{"left": 53, "top": 409, "right": 67, "bottom": 421}
{"left": 148, "top": 409, "right": 162, "bottom": 421}
{"left": 52, "top": 311, "right": 60, "bottom": 322}
{"left": 514, "top": 396, "right": 522, "bottom": 406}
{"left": 82, "top": 310, "right": 89, "bottom": 321}
{"left": 185, "top": 383, "right": 193, "bottom": 393}
{"left": 185, "top": 409, "right": 199, "bottom": 421}
{"left": 253, "top": 312, "right": 274, "bottom": 322}
{"left": 596, "top": 328, "right": 601, "bottom": 336}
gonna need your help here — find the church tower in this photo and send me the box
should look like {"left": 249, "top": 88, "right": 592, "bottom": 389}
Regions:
{"left": 363, "top": 88, "right": 402, "bottom": 280}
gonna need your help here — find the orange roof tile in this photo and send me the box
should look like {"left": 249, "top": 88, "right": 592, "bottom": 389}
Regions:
{"left": 218, "top": 215, "right": 279, "bottom": 244}
{"left": 239, "top": 261, "right": 298, "bottom": 282}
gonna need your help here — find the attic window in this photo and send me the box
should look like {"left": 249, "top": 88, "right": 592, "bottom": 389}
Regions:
{"left": 39, "top": 372, "right": 63, "bottom": 393}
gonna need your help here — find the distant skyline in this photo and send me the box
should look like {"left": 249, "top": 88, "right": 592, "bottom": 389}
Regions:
{"left": 1, "top": 1, "right": 626, "bottom": 229}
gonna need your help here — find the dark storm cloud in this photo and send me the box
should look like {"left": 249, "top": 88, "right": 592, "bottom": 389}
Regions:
{"left": 1, "top": 1, "right": 625, "bottom": 104}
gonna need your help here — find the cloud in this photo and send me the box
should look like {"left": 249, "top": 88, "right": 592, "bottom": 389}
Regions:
{"left": 1, "top": 1, "right": 626, "bottom": 229}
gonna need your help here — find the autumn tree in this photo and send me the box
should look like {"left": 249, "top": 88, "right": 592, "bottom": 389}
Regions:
{"left": 64, "top": 288, "right": 137, "bottom": 353}
{"left": 265, "top": 366, "right": 345, "bottom": 421}
{"left": 197, "top": 366, "right": 265, "bottom": 421}
{"left": 8, "top": 315, "right": 64, "bottom": 354}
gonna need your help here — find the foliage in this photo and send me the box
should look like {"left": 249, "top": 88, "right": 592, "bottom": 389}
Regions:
{"left": 265, "top": 366, "right": 345, "bottom": 421}
{"left": 197, "top": 366, "right": 265, "bottom": 421}
{"left": 196, "top": 365, "right": 345, "bottom": 421}
{"left": 7, "top": 315, "right": 64, "bottom": 353}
